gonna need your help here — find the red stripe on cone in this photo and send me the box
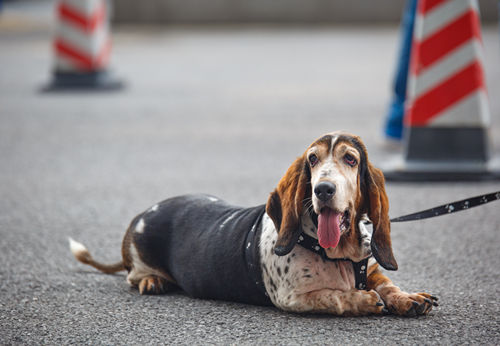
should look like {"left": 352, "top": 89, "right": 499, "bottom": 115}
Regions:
{"left": 55, "top": 38, "right": 108, "bottom": 71}
{"left": 58, "top": 2, "right": 105, "bottom": 33}
{"left": 419, "top": 0, "right": 449, "bottom": 14}
{"left": 407, "top": 60, "right": 485, "bottom": 126}
{"left": 411, "top": 9, "right": 481, "bottom": 75}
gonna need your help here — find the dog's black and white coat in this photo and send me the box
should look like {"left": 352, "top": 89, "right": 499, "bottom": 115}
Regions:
{"left": 70, "top": 132, "right": 438, "bottom": 316}
{"left": 128, "top": 195, "right": 271, "bottom": 306}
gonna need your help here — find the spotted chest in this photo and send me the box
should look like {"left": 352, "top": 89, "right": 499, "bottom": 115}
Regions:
{"left": 259, "top": 214, "right": 370, "bottom": 310}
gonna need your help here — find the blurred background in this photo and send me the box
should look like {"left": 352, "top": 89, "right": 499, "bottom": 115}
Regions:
{"left": 1, "top": 0, "right": 498, "bottom": 199}
{"left": 111, "top": 0, "right": 499, "bottom": 23}
{"left": 1, "top": 0, "right": 500, "bottom": 344}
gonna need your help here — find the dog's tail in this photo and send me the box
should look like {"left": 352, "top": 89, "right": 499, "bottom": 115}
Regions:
{"left": 69, "top": 238, "right": 125, "bottom": 274}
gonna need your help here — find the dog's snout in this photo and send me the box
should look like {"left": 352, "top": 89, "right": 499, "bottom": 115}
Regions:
{"left": 314, "top": 181, "right": 336, "bottom": 202}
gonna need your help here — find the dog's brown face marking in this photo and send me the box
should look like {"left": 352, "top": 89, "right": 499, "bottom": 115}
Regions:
{"left": 268, "top": 131, "right": 397, "bottom": 269}
{"left": 306, "top": 134, "right": 361, "bottom": 216}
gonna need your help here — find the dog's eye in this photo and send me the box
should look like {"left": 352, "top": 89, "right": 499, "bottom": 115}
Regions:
{"left": 344, "top": 154, "right": 357, "bottom": 167}
{"left": 308, "top": 154, "right": 319, "bottom": 167}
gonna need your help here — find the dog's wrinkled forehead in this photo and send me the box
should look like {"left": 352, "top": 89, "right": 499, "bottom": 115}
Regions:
{"left": 311, "top": 132, "right": 366, "bottom": 156}
{"left": 309, "top": 132, "right": 368, "bottom": 179}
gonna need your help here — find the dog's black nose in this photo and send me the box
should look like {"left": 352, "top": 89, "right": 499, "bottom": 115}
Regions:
{"left": 314, "top": 181, "right": 336, "bottom": 202}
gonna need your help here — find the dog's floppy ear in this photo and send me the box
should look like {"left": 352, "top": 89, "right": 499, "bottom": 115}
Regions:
{"left": 366, "top": 162, "right": 398, "bottom": 270}
{"left": 266, "top": 154, "right": 310, "bottom": 256}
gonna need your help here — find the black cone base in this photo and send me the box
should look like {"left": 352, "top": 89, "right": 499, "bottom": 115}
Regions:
{"left": 382, "top": 127, "right": 500, "bottom": 181}
{"left": 43, "top": 70, "right": 124, "bottom": 92}
{"left": 382, "top": 156, "right": 500, "bottom": 182}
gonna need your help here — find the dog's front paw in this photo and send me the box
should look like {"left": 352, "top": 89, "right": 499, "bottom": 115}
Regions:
{"left": 384, "top": 291, "right": 438, "bottom": 316}
{"left": 356, "top": 290, "right": 387, "bottom": 316}
{"left": 138, "top": 276, "right": 168, "bottom": 295}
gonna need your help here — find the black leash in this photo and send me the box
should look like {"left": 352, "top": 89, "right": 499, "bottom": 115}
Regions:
{"left": 292, "top": 191, "right": 499, "bottom": 292}
{"left": 370, "top": 190, "right": 500, "bottom": 224}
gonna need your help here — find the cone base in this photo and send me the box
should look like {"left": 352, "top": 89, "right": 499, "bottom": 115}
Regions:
{"left": 406, "top": 127, "right": 489, "bottom": 162}
{"left": 382, "top": 155, "right": 500, "bottom": 182}
{"left": 43, "top": 70, "right": 124, "bottom": 92}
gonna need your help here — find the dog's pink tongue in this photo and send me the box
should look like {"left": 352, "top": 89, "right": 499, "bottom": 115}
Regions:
{"left": 317, "top": 209, "right": 341, "bottom": 249}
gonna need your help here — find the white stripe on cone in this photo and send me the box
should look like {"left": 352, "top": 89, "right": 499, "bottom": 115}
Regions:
{"left": 431, "top": 90, "right": 490, "bottom": 126}
{"left": 410, "top": 40, "right": 484, "bottom": 98}
{"left": 417, "top": 0, "right": 478, "bottom": 40}
{"left": 53, "top": 0, "right": 110, "bottom": 73}
{"left": 63, "top": 0, "right": 102, "bottom": 16}
{"left": 56, "top": 20, "right": 108, "bottom": 57}
{"left": 54, "top": 55, "right": 77, "bottom": 72}
{"left": 407, "top": 0, "right": 489, "bottom": 127}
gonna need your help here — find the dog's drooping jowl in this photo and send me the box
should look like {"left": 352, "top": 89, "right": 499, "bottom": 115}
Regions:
{"left": 70, "top": 132, "right": 438, "bottom": 316}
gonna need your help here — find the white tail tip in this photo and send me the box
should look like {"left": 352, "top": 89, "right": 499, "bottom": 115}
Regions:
{"left": 68, "top": 237, "right": 88, "bottom": 257}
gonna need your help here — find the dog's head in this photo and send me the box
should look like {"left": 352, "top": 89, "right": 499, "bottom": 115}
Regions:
{"left": 266, "top": 132, "right": 397, "bottom": 270}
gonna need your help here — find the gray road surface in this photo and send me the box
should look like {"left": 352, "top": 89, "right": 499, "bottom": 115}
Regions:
{"left": 1, "top": 2, "right": 499, "bottom": 345}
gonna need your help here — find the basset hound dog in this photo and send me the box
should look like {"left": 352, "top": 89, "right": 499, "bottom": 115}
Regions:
{"left": 70, "top": 132, "right": 438, "bottom": 316}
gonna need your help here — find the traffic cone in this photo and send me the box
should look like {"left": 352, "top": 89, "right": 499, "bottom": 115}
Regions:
{"left": 44, "top": 0, "right": 122, "bottom": 91}
{"left": 383, "top": 0, "right": 500, "bottom": 181}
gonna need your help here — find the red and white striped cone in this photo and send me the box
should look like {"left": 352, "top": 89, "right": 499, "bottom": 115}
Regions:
{"left": 383, "top": 0, "right": 499, "bottom": 181}
{"left": 45, "top": 0, "right": 122, "bottom": 90}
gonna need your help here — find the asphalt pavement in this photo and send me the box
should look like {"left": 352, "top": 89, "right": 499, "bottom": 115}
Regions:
{"left": 1, "top": 2, "right": 499, "bottom": 345}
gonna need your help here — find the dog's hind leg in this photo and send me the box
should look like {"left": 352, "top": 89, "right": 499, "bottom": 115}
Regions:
{"left": 124, "top": 242, "right": 177, "bottom": 295}
{"left": 121, "top": 213, "right": 178, "bottom": 295}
